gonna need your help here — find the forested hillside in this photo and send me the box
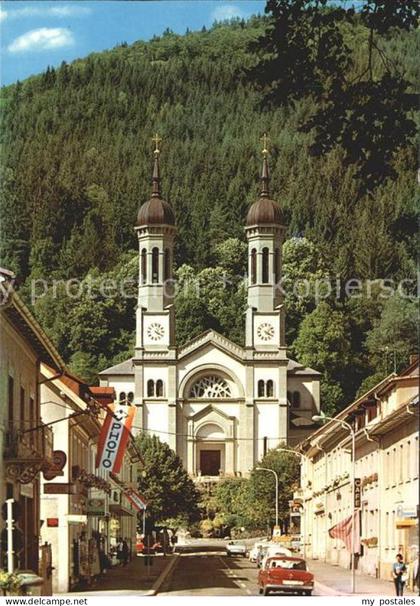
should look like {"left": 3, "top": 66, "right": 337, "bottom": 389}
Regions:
{"left": 0, "top": 13, "right": 417, "bottom": 412}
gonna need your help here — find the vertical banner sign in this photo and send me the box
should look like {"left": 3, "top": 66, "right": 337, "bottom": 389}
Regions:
{"left": 354, "top": 478, "right": 361, "bottom": 508}
{"left": 124, "top": 488, "right": 147, "bottom": 512}
{"left": 96, "top": 404, "right": 135, "bottom": 474}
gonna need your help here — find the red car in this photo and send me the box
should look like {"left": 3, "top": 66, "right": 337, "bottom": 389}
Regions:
{"left": 258, "top": 556, "right": 314, "bottom": 596}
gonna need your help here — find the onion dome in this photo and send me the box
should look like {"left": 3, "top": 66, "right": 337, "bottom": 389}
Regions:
{"left": 136, "top": 135, "right": 175, "bottom": 227}
{"left": 246, "top": 137, "right": 283, "bottom": 227}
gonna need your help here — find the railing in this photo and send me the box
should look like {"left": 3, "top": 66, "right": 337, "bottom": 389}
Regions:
{"left": 4, "top": 420, "right": 53, "bottom": 463}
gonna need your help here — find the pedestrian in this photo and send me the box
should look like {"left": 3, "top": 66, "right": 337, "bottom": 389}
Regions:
{"left": 392, "top": 553, "right": 407, "bottom": 596}
{"left": 116, "top": 537, "right": 124, "bottom": 566}
{"left": 122, "top": 538, "right": 129, "bottom": 566}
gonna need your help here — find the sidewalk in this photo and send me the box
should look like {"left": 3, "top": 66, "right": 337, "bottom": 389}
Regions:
{"left": 309, "top": 559, "right": 418, "bottom": 596}
{"left": 70, "top": 554, "right": 175, "bottom": 596}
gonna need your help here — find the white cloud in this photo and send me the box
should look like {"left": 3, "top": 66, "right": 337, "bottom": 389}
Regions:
{"left": 0, "top": 8, "right": 7, "bottom": 22}
{"left": 2, "top": 5, "right": 91, "bottom": 20}
{"left": 8, "top": 27, "right": 74, "bottom": 53}
{"left": 211, "top": 4, "right": 244, "bottom": 22}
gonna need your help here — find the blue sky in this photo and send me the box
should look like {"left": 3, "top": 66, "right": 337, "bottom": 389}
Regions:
{"left": 0, "top": 1, "right": 266, "bottom": 85}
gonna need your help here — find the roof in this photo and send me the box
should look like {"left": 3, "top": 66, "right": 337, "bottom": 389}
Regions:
{"left": 297, "top": 360, "right": 419, "bottom": 453}
{"left": 2, "top": 290, "right": 65, "bottom": 371}
{"left": 98, "top": 333, "right": 319, "bottom": 378}
{"left": 136, "top": 196, "right": 175, "bottom": 227}
{"left": 287, "top": 359, "right": 320, "bottom": 376}
{"left": 246, "top": 196, "right": 284, "bottom": 227}
{"left": 99, "top": 358, "right": 134, "bottom": 376}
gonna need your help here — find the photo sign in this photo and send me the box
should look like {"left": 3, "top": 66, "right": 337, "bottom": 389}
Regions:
{"left": 96, "top": 404, "right": 135, "bottom": 474}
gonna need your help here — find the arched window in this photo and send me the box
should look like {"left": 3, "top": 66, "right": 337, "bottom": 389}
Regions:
{"left": 127, "top": 392, "right": 134, "bottom": 404}
{"left": 147, "top": 380, "right": 155, "bottom": 397}
{"left": 274, "top": 248, "right": 280, "bottom": 284}
{"left": 292, "top": 391, "right": 301, "bottom": 408}
{"left": 257, "top": 380, "right": 265, "bottom": 398}
{"left": 152, "top": 247, "right": 159, "bottom": 283}
{"left": 262, "top": 247, "right": 269, "bottom": 283}
{"left": 189, "top": 375, "right": 232, "bottom": 398}
{"left": 251, "top": 248, "right": 257, "bottom": 285}
{"left": 266, "top": 380, "right": 274, "bottom": 397}
{"left": 141, "top": 249, "right": 147, "bottom": 284}
{"left": 119, "top": 392, "right": 126, "bottom": 403}
{"left": 164, "top": 248, "right": 171, "bottom": 281}
{"left": 156, "top": 380, "right": 164, "bottom": 397}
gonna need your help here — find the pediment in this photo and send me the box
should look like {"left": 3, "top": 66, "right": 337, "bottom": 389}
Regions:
{"left": 189, "top": 404, "right": 235, "bottom": 423}
{"left": 178, "top": 330, "right": 244, "bottom": 362}
{"left": 188, "top": 404, "right": 235, "bottom": 439}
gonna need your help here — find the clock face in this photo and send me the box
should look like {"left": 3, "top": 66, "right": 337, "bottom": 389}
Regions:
{"left": 147, "top": 322, "right": 165, "bottom": 341}
{"left": 257, "top": 322, "right": 275, "bottom": 341}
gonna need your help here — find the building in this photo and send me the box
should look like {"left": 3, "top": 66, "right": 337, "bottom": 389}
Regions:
{"left": 99, "top": 142, "right": 321, "bottom": 480}
{"left": 40, "top": 366, "right": 139, "bottom": 593}
{"left": 0, "top": 272, "right": 64, "bottom": 574}
{"left": 295, "top": 358, "right": 419, "bottom": 586}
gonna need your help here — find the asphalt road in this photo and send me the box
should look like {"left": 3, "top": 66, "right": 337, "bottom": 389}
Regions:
{"left": 159, "top": 539, "right": 320, "bottom": 596}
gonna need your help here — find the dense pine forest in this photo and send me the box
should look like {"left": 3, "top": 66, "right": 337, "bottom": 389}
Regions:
{"left": 1, "top": 7, "right": 418, "bottom": 413}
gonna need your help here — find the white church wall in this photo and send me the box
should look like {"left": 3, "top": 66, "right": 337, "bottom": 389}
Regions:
{"left": 287, "top": 376, "right": 318, "bottom": 411}
{"left": 104, "top": 375, "right": 135, "bottom": 401}
{"left": 143, "top": 366, "right": 169, "bottom": 396}
{"left": 256, "top": 402, "right": 280, "bottom": 459}
{"left": 143, "top": 402, "right": 170, "bottom": 443}
{"left": 254, "top": 366, "right": 279, "bottom": 397}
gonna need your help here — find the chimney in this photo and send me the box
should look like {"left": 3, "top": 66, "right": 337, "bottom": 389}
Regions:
{"left": 409, "top": 353, "right": 419, "bottom": 366}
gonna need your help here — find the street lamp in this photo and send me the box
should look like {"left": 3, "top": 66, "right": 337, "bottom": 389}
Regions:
{"left": 275, "top": 448, "right": 310, "bottom": 559}
{"left": 312, "top": 414, "right": 357, "bottom": 594}
{"left": 256, "top": 467, "right": 279, "bottom": 531}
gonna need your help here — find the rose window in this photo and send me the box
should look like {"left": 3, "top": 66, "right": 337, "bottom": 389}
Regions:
{"left": 189, "top": 375, "right": 232, "bottom": 398}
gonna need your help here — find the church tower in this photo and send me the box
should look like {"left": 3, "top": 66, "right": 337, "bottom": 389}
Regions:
{"left": 134, "top": 135, "right": 176, "bottom": 354}
{"left": 245, "top": 135, "right": 287, "bottom": 351}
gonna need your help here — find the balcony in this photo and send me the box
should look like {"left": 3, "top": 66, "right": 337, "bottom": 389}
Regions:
{"left": 4, "top": 421, "right": 54, "bottom": 484}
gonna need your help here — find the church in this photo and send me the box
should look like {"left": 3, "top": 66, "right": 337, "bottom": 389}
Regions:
{"left": 99, "top": 137, "right": 321, "bottom": 479}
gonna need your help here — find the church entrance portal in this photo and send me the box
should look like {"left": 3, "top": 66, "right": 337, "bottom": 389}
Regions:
{"left": 200, "top": 449, "right": 221, "bottom": 476}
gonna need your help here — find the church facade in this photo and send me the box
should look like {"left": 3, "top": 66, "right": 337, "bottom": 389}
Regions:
{"left": 99, "top": 141, "right": 321, "bottom": 479}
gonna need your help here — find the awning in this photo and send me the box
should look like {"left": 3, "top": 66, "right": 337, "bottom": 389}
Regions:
{"left": 109, "top": 503, "right": 136, "bottom": 517}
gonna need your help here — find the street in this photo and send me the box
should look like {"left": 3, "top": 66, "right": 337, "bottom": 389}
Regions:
{"left": 159, "top": 539, "right": 320, "bottom": 596}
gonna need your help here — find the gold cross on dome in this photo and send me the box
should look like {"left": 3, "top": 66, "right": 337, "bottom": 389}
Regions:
{"left": 152, "top": 133, "right": 162, "bottom": 154}
{"left": 261, "top": 132, "right": 270, "bottom": 157}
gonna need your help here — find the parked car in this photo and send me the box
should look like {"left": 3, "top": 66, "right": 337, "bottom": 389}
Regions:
{"left": 226, "top": 541, "right": 248, "bottom": 557}
{"left": 259, "top": 544, "right": 292, "bottom": 568}
{"left": 249, "top": 541, "right": 272, "bottom": 563}
{"left": 258, "top": 556, "right": 314, "bottom": 596}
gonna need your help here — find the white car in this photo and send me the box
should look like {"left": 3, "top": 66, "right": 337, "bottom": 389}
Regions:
{"left": 226, "top": 541, "right": 248, "bottom": 557}
{"left": 260, "top": 545, "right": 292, "bottom": 569}
{"left": 249, "top": 541, "right": 272, "bottom": 563}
